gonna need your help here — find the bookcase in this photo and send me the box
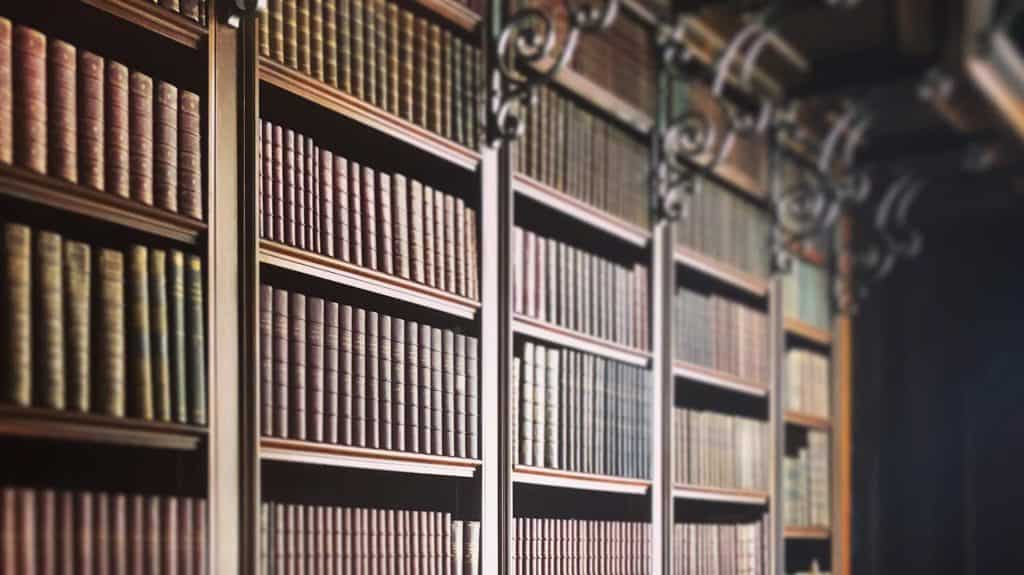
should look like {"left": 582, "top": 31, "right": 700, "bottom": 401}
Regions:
{"left": 0, "top": 1, "right": 851, "bottom": 574}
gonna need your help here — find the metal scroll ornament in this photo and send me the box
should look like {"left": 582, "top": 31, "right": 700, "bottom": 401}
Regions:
{"left": 492, "top": 0, "right": 620, "bottom": 143}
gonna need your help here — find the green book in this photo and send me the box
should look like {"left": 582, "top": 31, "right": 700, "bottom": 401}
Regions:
{"left": 169, "top": 250, "right": 188, "bottom": 423}
{"left": 149, "top": 249, "right": 171, "bottom": 421}
{"left": 64, "top": 240, "right": 91, "bottom": 412}
{"left": 2, "top": 223, "right": 32, "bottom": 406}
{"left": 97, "top": 248, "right": 125, "bottom": 417}
{"left": 186, "top": 255, "right": 207, "bottom": 425}
{"left": 127, "top": 245, "right": 153, "bottom": 420}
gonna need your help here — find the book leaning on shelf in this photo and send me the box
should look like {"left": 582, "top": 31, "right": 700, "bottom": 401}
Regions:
{"left": 513, "top": 518, "right": 650, "bottom": 575}
{"left": 258, "top": 120, "right": 480, "bottom": 300}
{"left": 0, "top": 222, "right": 207, "bottom": 425}
{"left": 260, "top": 503, "right": 480, "bottom": 575}
{"left": 671, "top": 515, "right": 770, "bottom": 575}
{"left": 259, "top": 0, "right": 484, "bottom": 149}
{"left": 0, "top": 19, "right": 204, "bottom": 219}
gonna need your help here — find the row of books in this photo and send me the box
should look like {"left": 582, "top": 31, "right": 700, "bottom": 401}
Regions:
{"left": 673, "top": 287, "right": 770, "bottom": 385}
{"left": 783, "top": 258, "right": 829, "bottom": 332}
{"left": 258, "top": 120, "right": 479, "bottom": 301}
{"left": 0, "top": 20, "right": 204, "bottom": 219}
{"left": 512, "top": 518, "right": 650, "bottom": 575}
{"left": 258, "top": 0, "right": 484, "bottom": 149}
{"left": 672, "top": 408, "right": 769, "bottom": 492}
{"left": 670, "top": 517, "right": 770, "bottom": 575}
{"left": 785, "top": 349, "right": 830, "bottom": 419}
{"left": 511, "top": 342, "right": 650, "bottom": 479}
{"left": 0, "top": 222, "right": 207, "bottom": 424}
{"left": 150, "top": 0, "right": 208, "bottom": 25}
{"left": 784, "top": 430, "right": 830, "bottom": 528}
{"left": 513, "top": 227, "right": 650, "bottom": 351}
{"left": 0, "top": 487, "right": 208, "bottom": 575}
{"left": 259, "top": 286, "right": 479, "bottom": 458}
{"left": 259, "top": 503, "right": 480, "bottom": 575}
{"left": 674, "top": 177, "right": 771, "bottom": 279}
{"left": 511, "top": 85, "right": 650, "bottom": 230}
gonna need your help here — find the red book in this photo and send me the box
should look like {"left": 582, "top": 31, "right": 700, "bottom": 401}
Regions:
{"left": 129, "top": 71, "right": 154, "bottom": 205}
{"left": 105, "top": 60, "right": 130, "bottom": 197}
{"left": 154, "top": 80, "right": 179, "bottom": 212}
{"left": 47, "top": 38, "right": 76, "bottom": 183}
{"left": 178, "top": 90, "right": 202, "bottom": 219}
{"left": 77, "top": 50, "right": 104, "bottom": 191}
{"left": 0, "top": 18, "right": 12, "bottom": 165}
{"left": 13, "top": 26, "right": 46, "bottom": 174}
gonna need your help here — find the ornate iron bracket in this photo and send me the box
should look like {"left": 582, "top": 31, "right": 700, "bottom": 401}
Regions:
{"left": 226, "top": 0, "right": 266, "bottom": 28}
{"left": 490, "top": 0, "right": 621, "bottom": 144}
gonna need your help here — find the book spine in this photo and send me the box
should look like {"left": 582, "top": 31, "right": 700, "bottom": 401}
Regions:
{"left": 415, "top": 17, "right": 428, "bottom": 128}
{"left": 333, "top": 155, "right": 349, "bottom": 261}
{"left": 179, "top": 90, "right": 203, "bottom": 220}
{"left": 453, "top": 333, "right": 466, "bottom": 458}
{"left": 307, "top": 297, "right": 326, "bottom": 442}
{"left": 169, "top": 251, "right": 188, "bottom": 423}
{"left": 13, "top": 26, "right": 46, "bottom": 175}
{"left": 186, "top": 255, "right": 206, "bottom": 425}
{"left": 35, "top": 230, "right": 64, "bottom": 409}
{"left": 393, "top": 174, "right": 409, "bottom": 279}
{"left": 283, "top": 129, "right": 297, "bottom": 245}
{"left": 374, "top": 0, "right": 387, "bottom": 110}
{"left": 262, "top": 120, "right": 274, "bottom": 239}
{"left": 338, "top": 0, "right": 351, "bottom": 93}
{"left": 105, "top": 60, "right": 129, "bottom": 197}
{"left": 362, "top": 165, "right": 377, "bottom": 270}
{"left": 260, "top": 8, "right": 271, "bottom": 57}
{"left": 391, "top": 317, "right": 405, "bottom": 452}
{"left": 378, "top": 172, "right": 393, "bottom": 274}
{"left": 127, "top": 245, "right": 154, "bottom": 419}
{"left": 0, "top": 18, "right": 11, "bottom": 165}
{"left": 48, "top": 39, "right": 77, "bottom": 183}
{"left": 320, "top": 148, "right": 334, "bottom": 258}
{"left": 386, "top": 3, "right": 399, "bottom": 116}
{"left": 532, "top": 344, "right": 544, "bottom": 468}
{"left": 340, "top": 304, "right": 354, "bottom": 444}
{"left": 150, "top": 249, "right": 172, "bottom": 421}
{"left": 260, "top": 285, "right": 274, "bottom": 436}
{"left": 305, "top": 137, "right": 316, "bottom": 253}
{"left": 349, "top": 161, "right": 362, "bottom": 266}
{"left": 378, "top": 314, "right": 392, "bottom": 450}
{"left": 323, "top": 0, "right": 337, "bottom": 86}
{"left": 520, "top": 342, "right": 534, "bottom": 467}
{"left": 455, "top": 198, "right": 467, "bottom": 297}
{"left": 352, "top": 307, "right": 366, "bottom": 446}
{"left": 129, "top": 72, "right": 154, "bottom": 205}
{"left": 405, "top": 320, "right": 419, "bottom": 453}
{"left": 363, "top": 0, "right": 375, "bottom": 105}
{"left": 431, "top": 328, "right": 444, "bottom": 455}
{"left": 289, "top": 292, "right": 307, "bottom": 440}
{"left": 429, "top": 24, "right": 441, "bottom": 134}
{"left": 97, "top": 248, "right": 125, "bottom": 416}
{"left": 284, "top": 0, "right": 299, "bottom": 69}
{"left": 441, "top": 30, "right": 452, "bottom": 140}
{"left": 452, "top": 37, "right": 463, "bottom": 146}
{"left": 64, "top": 240, "right": 91, "bottom": 411}
{"left": 466, "top": 336, "right": 478, "bottom": 459}
{"left": 418, "top": 323, "right": 432, "bottom": 454}
{"left": 365, "top": 310, "right": 379, "bottom": 448}
{"left": 423, "top": 185, "right": 435, "bottom": 288}
{"left": 311, "top": 0, "right": 324, "bottom": 81}
{"left": 294, "top": 130, "right": 305, "bottom": 250}
{"left": 443, "top": 194, "right": 455, "bottom": 293}
{"left": 408, "top": 178, "right": 424, "bottom": 283}
{"left": 154, "top": 81, "right": 178, "bottom": 212}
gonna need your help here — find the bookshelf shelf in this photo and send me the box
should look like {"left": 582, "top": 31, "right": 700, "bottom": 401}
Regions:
{"left": 81, "top": 0, "right": 206, "bottom": 49}
{"left": 512, "top": 315, "right": 652, "bottom": 367}
{"left": 672, "top": 484, "right": 770, "bottom": 505}
{"left": 260, "top": 437, "right": 481, "bottom": 478}
{"left": 0, "top": 405, "right": 206, "bottom": 451}
{"left": 413, "top": 0, "right": 481, "bottom": 33}
{"left": 260, "top": 58, "right": 481, "bottom": 172}
{"left": 512, "top": 465, "right": 651, "bottom": 495}
{"left": 784, "top": 318, "right": 833, "bottom": 347}
{"left": 674, "top": 245, "right": 770, "bottom": 298}
{"left": 0, "top": 164, "right": 207, "bottom": 245}
{"left": 513, "top": 174, "right": 651, "bottom": 247}
{"left": 673, "top": 360, "right": 769, "bottom": 398}
{"left": 784, "top": 411, "right": 832, "bottom": 431}
{"left": 260, "top": 240, "right": 480, "bottom": 320}
{"left": 784, "top": 526, "right": 832, "bottom": 540}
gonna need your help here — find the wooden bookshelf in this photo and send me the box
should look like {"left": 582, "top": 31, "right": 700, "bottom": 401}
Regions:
{"left": 674, "top": 245, "right": 770, "bottom": 298}
{"left": 412, "top": 0, "right": 481, "bottom": 32}
{"left": 260, "top": 240, "right": 481, "bottom": 320}
{"left": 260, "top": 58, "right": 481, "bottom": 171}
{"left": 512, "top": 314, "right": 652, "bottom": 367}
{"left": 785, "top": 318, "right": 833, "bottom": 346}
{"left": 81, "top": 0, "right": 206, "bottom": 49}
{"left": 260, "top": 437, "right": 481, "bottom": 478}
{"left": 785, "top": 411, "right": 832, "bottom": 431}
{"left": 673, "top": 360, "right": 769, "bottom": 397}
{"left": 0, "top": 164, "right": 207, "bottom": 245}
{"left": 0, "top": 405, "right": 206, "bottom": 451}
{"left": 672, "top": 484, "right": 770, "bottom": 505}
{"left": 513, "top": 173, "right": 651, "bottom": 247}
{"left": 784, "top": 526, "right": 832, "bottom": 540}
{"left": 513, "top": 465, "right": 651, "bottom": 495}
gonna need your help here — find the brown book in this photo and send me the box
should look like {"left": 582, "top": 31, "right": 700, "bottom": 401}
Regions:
{"left": 273, "top": 288, "right": 290, "bottom": 438}
{"left": 408, "top": 178, "right": 424, "bottom": 284}
{"left": 179, "top": 498, "right": 193, "bottom": 575}
{"left": 168, "top": 250, "right": 188, "bottom": 423}
{"left": 163, "top": 497, "right": 178, "bottom": 575}
{"left": 349, "top": 160, "right": 362, "bottom": 266}
{"left": 319, "top": 148, "right": 334, "bottom": 258}
{"left": 422, "top": 184, "right": 435, "bottom": 288}
{"left": 262, "top": 121, "right": 274, "bottom": 239}
{"left": 465, "top": 207, "right": 478, "bottom": 300}
{"left": 105, "top": 60, "right": 130, "bottom": 197}
{"left": 364, "top": 0, "right": 377, "bottom": 106}
{"left": 433, "top": 188, "right": 446, "bottom": 291}
{"left": 129, "top": 72, "right": 154, "bottom": 205}
{"left": 186, "top": 255, "right": 206, "bottom": 425}
{"left": 127, "top": 245, "right": 154, "bottom": 419}
{"left": 391, "top": 317, "right": 405, "bottom": 451}
{"left": 272, "top": 124, "right": 285, "bottom": 240}
{"left": 455, "top": 198, "right": 466, "bottom": 297}
{"left": 311, "top": 0, "right": 324, "bottom": 81}
{"left": 400, "top": 10, "right": 413, "bottom": 122}
{"left": 373, "top": 0, "right": 387, "bottom": 109}
{"left": 260, "top": 284, "right": 274, "bottom": 436}
{"left": 154, "top": 81, "right": 179, "bottom": 212}
{"left": 0, "top": 488, "right": 13, "bottom": 575}
{"left": 323, "top": 0, "right": 338, "bottom": 86}
{"left": 350, "top": 0, "right": 364, "bottom": 100}
{"left": 307, "top": 296, "right": 325, "bottom": 442}
{"left": 298, "top": 0, "right": 311, "bottom": 74}
{"left": 34, "top": 230, "right": 63, "bottom": 408}
{"left": 418, "top": 323, "right": 431, "bottom": 453}
{"left": 324, "top": 300, "right": 339, "bottom": 443}
{"left": 352, "top": 308, "right": 366, "bottom": 446}
{"left": 294, "top": 129, "right": 305, "bottom": 250}
{"left": 76, "top": 491, "right": 93, "bottom": 575}
{"left": 429, "top": 24, "right": 442, "bottom": 134}
{"left": 452, "top": 36, "right": 463, "bottom": 146}
{"left": 112, "top": 493, "right": 128, "bottom": 575}
{"left": 0, "top": 18, "right": 12, "bottom": 165}
{"left": 144, "top": 496, "right": 159, "bottom": 575}
{"left": 378, "top": 313, "right": 392, "bottom": 450}
{"left": 365, "top": 310, "right": 380, "bottom": 448}
{"left": 259, "top": 9, "right": 271, "bottom": 57}
{"left": 393, "top": 174, "right": 409, "bottom": 279}
{"left": 48, "top": 39, "right": 77, "bottom": 183}
{"left": 37, "top": 489, "right": 56, "bottom": 575}
{"left": 14, "top": 26, "right": 46, "bottom": 174}
{"left": 340, "top": 304, "right": 353, "bottom": 444}
{"left": 77, "top": 50, "right": 104, "bottom": 191}
{"left": 96, "top": 248, "right": 125, "bottom": 416}
{"left": 441, "top": 30, "right": 452, "bottom": 140}
{"left": 64, "top": 240, "right": 91, "bottom": 411}
{"left": 338, "top": 0, "right": 352, "bottom": 93}
{"left": 195, "top": 499, "right": 207, "bottom": 575}
{"left": 387, "top": 3, "right": 399, "bottom": 116}
{"left": 128, "top": 494, "right": 144, "bottom": 575}
{"left": 150, "top": 249, "right": 172, "bottom": 421}
{"left": 304, "top": 137, "right": 316, "bottom": 253}
{"left": 443, "top": 194, "right": 456, "bottom": 294}
{"left": 284, "top": 0, "right": 298, "bottom": 68}
{"left": 179, "top": 90, "right": 202, "bottom": 220}
{"left": 377, "top": 172, "right": 393, "bottom": 274}
{"left": 361, "top": 165, "right": 377, "bottom": 270}
{"left": 415, "top": 17, "right": 428, "bottom": 127}
{"left": 283, "top": 129, "right": 297, "bottom": 245}
{"left": 289, "top": 291, "right": 307, "bottom": 440}
{"left": 270, "top": 0, "right": 285, "bottom": 62}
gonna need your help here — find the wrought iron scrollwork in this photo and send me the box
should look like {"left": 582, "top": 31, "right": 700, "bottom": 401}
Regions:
{"left": 226, "top": 0, "right": 267, "bottom": 27}
{"left": 491, "top": 0, "right": 620, "bottom": 144}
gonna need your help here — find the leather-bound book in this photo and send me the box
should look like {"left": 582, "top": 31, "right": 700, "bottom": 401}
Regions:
{"left": 422, "top": 184, "right": 435, "bottom": 288}
{"left": 154, "top": 81, "right": 179, "bottom": 212}
{"left": 465, "top": 207, "right": 478, "bottom": 300}
{"left": 407, "top": 178, "right": 423, "bottom": 283}
{"left": 340, "top": 304, "right": 353, "bottom": 445}
{"left": 178, "top": 90, "right": 202, "bottom": 220}
{"left": 350, "top": 0, "right": 364, "bottom": 100}
{"left": 272, "top": 124, "right": 285, "bottom": 240}
{"left": 127, "top": 245, "right": 154, "bottom": 419}
{"left": 272, "top": 288, "right": 289, "bottom": 438}
{"left": 311, "top": 0, "right": 324, "bottom": 81}
{"left": 418, "top": 323, "right": 431, "bottom": 454}
{"left": 454, "top": 198, "right": 466, "bottom": 297}
{"left": 319, "top": 148, "right": 334, "bottom": 257}
{"left": 305, "top": 137, "right": 316, "bottom": 253}
{"left": 433, "top": 188, "right": 446, "bottom": 290}
{"left": 364, "top": 0, "right": 378, "bottom": 106}
{"left": 361, "top": 165, "right": 377, "bottom": 270}
{"left": 183, "top": 0, "right": 201, "bottom": 22}
{"left": 324, "top": 300, "right": 339, "bottom": 443}
{"left": 178, "top": 498, "right": 193, "bottom": 575}
{"left": 393, "top": 174, "right": 409, "bottom": 279}
{"left": 284, "top": 0, "right": 298, "bottom": 69}
{"left": 37, "top": 489, "right": 56, "bottom": 575}
{"left": 324, "top": 0, "right": 337, "bottom": 86}
{"left": 0, "top": 18, "right": 12, "bottom": 164}
{"left": 400, "top": 10, "right": 413, "bottom": 122}
{"left": 298, "top": 0, "right": 311, "bottom": 74}
{"left": 35, "top": 230, "right": 64, "bottom": 408}
{"left": 466, "top": 336, "right": 478, "bottom": 458}
{"left": 378, "top": 314, "right": 392, "bottom": 449}
{"left": 129, "top": 72, "right": 154, "bottom": 205}
{"left": 64, "top": 240, "right": 91, "bottom": 411}
{"left": 352, "top": 307, "right": 366, "bottom": 446}
{"left": 150, "top": 249, "right": 171, "bottom": 421}
{"left": 128, "top": 494, "right": 144, "bottom": 575}
{"left": 403, "top": 319, "right": 418, "bottom": 452}
{"left": 429, "top": 24, "right": 441, "bottom": 134}
{"left": 289, "top": 291, "right": 307, "bottom": 440}
{"left": 145, "top": 496, "right": 160, "bottom": 574}
{"left": 186, "top": 255, "right": 206, "bottom": 425}
{"left": 377, "top": 172, "right": 393, "bottom": 274}
{"left": 105, "top": 60, "right": 129, "bottom": 197}
{"left": 283, "top": 129, "right": 296, "bottom": 245}
{"left": 162, "top": 497, "right": 178, "bottom": 575}
{"left": 75, "top": 491, "right": 92, "bottom": 575}
{"left": 77, "top": 50, "right": 104, "bottom": 191}
{"left": 332, "top": 155, "right": 349, "bottom": 261}
{"left": 168, "top": 250, "right": 188, "bottom": 423}
{"left": 261, "top": 121, "right": 273, "bottom": 239}
{"left": 48, "top": 39, "right": 77, "bottom": 183}
{"left": 441, "top": 30, "right": 452, "bottom": 140}
{"left": 14, "top": 26, "right": 46, "bottom": 174}
{"left": 260, "top": 284, "right": 274, "bottom": 436}
{"left": 160, "top": 0, "right": 182, "bottom": 12}
{"left": 430, "top": 327, "right": 444, "bottom": 454}
{"left": 365, "top": 310, "right": 380, "bottom": 448}
{"left": 452, "top": 36, "right": 463, "bottom": 146}
{"left": 270, "top": 0, "right": 284, "bottom": 62}
{"left": 307, "top": 296, "right": 325, "bottom": 442}
{"left": 112, "top": 493, "right": 128, "bottom": 575}
{"left": 386, "top": 3, "right": 398, "bottom": 115}
{"left": 96, "top": 248, "right": 125, "bottom": 416}
{"left": 374, "top": 0, "right": 387, "bottom": 110}
{"left": 294, "top": 129, "right": 305, "bottom": 250}
{"left": 443, "top": 194, "right": 456, "bottom": 294}
{"left": 452, "top": 333, "right": 466, "bottom": 458}
{"left": 415, "top": 17, "right": 428, "bottom": 127}
{"left": 0, "top": 488, "right": 13, "bottom": 574}
{"left": 338, "top": 0, "right": 352, "bottom": 93}
{"left": 259, "top": 10, "right": 271, "bottom": 57}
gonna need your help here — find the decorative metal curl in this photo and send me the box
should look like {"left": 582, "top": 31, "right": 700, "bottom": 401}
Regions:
{"left": 491, "top": 0, "right": 620, "bottom": 144}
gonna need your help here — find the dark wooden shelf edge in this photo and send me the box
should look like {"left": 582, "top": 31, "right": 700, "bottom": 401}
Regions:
{"left": 785, "top": 411, "right": 832, "bottom": 431}
{"left": 512, "top": 315, "right": 652, "bottom": 367}
{"left": 259, "top": 240, "right": 480, "bottom": 320}
{"left": 260, "top": 437, "right": 481, "bottom": 478}
{"left": 513, "top": 465, "right": 651, "bottom": 495}
{"left": 674, "top": 246, "right": 770, "bottom": 298}
{"left": 784, "top": 318, "right": 833, "bottom": 346}
{"left": 259, "top": 58, "right": 481, "bottom": 171}
{"left": 672, "top": 361, "right": 769, "bottom": 397}
{"left": 0, "top": 406, "right": 205, "bottom": 451}
{"left": 672, "top": 484, "right": 770, "bottom": 505}
{"left": 784, "top": 526, "right": 832, "bottom": 540}
{"left": 513, "top": 174, "right": 651, "bottom": 247}
{"left": 0, "top": 164, "right": 206, "bottom": 244}
{"left": 412, "top": 0, "right": 481, "bottom": 32}
{"left": 81, "top": 0, "right": 206, "bottom": 49}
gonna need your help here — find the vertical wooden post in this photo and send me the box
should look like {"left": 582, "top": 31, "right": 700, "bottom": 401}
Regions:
{"left": 834, "top": 219, "right": 853, "bottom": 575}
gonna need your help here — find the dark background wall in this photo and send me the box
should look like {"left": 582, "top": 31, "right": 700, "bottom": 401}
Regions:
{"left": 852, "top": 194, "right": 1024, "bottom": 574}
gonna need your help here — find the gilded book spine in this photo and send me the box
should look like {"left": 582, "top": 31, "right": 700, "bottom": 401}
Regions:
{"left": 324, "top": 0, "right": 338, "bottom": 86}
{"left": 13, "top": 26, "right": 46, "bottom": 175}
{"left": 77, "top": 50, "right": 104, "bottom": 191}
{"left": 150, "top": 249, "right": 172, "bottom": 421}
{"left": 0, "top": 18, "right": 12, "bottom": 164}
{"left": 186, "top": 255, "right": 206, "bottom": 425}
{"left": 48, "top": 39, "right": 77, "bottom": 183}
{"left": 127, "top": 245, "right": 153, "bottom": 420}
{"left": 105, "top": 61, "right": 129, "bottom": 197}
{"left": 1, "top": 224, "right": 31, "bottom": 406}
{"left": 129, "top": 72, "right": 154, "bottom": 205}
{"left": 169, "top": 250, "right": 188, "bottom": 424}
{"left": 64, "top": 240, "right": 91, "bottom": 412}
{"left": 154, "top": 81, "right": 178, "bottom": 212}
{"left": 97, "top": 248, "right": 125, "bottom": 416}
